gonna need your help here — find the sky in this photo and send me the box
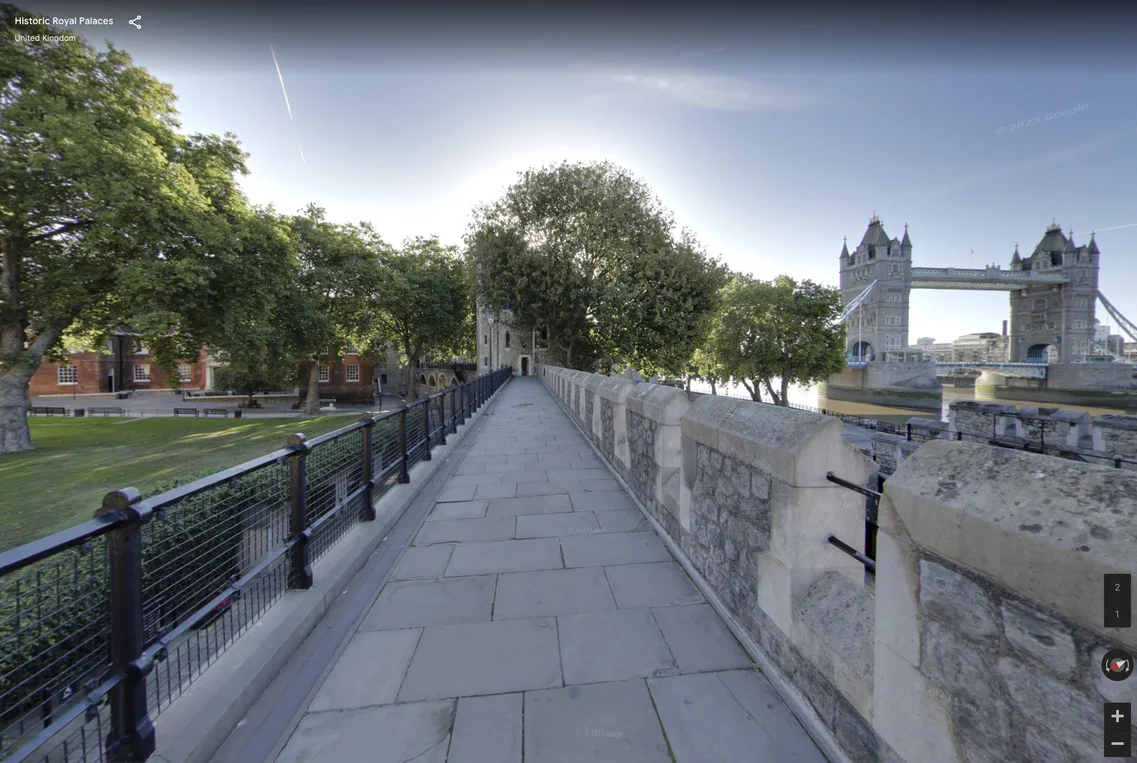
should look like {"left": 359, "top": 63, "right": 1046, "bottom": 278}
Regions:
{"left": 25, "top": 1, "right": 1137, "bottom": 345}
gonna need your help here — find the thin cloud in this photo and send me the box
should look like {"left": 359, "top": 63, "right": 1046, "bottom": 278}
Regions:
{"left": 937, "top": 127, "right": 1137, "bottom": 195}
{"left": 607, "top": 74, "right": 818, "bottom": 112}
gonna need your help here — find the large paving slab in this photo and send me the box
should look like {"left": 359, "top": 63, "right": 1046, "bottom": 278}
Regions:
{"left": 444, "top": 538, "right": 563, "bottom": 576}
{"left": 414, "top": 516, "right": 516, "bottom": 544}
{"left": 485, "top": 494, "right": 573, "bottom": 519}
{"left": 649, "top": 670, "right": 829, "bottom": 762}
{"left": 569, "top": 491, "right": 636, "bottom": 511}
{"left": 516, "top": 511, "right": 600, "bottom": 538}
{"left": 650, "top": 604, "right": 754, "bottom": 673}
{"left": 360, "top": 575, "right": 496, "bottom": 630}
{"left": 604, "top": 561, "right": 705, "bottom": 609}
{"left": 397, "top": 617, "right": 563, "bottom": 701}
{"left": 494, "top": 567, "right": 617, "bottom": 620}
{"left": 275, "top": 700, "right": 454, "bottom": 763}
{"left": 558, "top": 608, "right": 678, "bottom": 685}
{"left": 308, "top": 628, "right": 421, "bottom": 711}
{"left": 448, "top": 693, "right": 523, "bottom": 763}
{"left": 523, "top": 680, "right": 673, "bottom": 763}
{"left": 391, "top": 545, "right": 454, "bottom": 580}
{"left": 425, "top": 499, "right": 488, "bottom": 521}
{"left": 560, "top": 532, "right": 673, "bottom": 568}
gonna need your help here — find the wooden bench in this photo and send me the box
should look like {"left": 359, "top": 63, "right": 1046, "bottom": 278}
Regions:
{"left": 88, "top": 407, "right": 125, "bottom": 417}
{"left": 28, "top": 406, "right": 67, "bottom": 416}
{"left": 174, "top": 408, "right": 200, "bottom": 417}
{"left": 202, "top": 408, "right": 229, "bottom": 418}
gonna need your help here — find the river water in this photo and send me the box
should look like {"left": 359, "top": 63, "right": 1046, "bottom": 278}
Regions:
{"left": 687, "top": 382, "right": 1134, "bottom": 424}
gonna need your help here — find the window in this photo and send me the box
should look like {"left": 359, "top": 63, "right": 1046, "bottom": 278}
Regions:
{"left": 178, "top": 364, "right": 193, "bottom": 382}
{"left": 317, "top": 365, "right": 329, "bottom": 383}
{"left": 484, "top": 357, "right": 489, "bottom": 366}
{"left": 131, "top": 339, "right": 148, "bottom": 354}
{"left": 345, "top": 344, "right": 359, "bottom": 355}
{"left": 133, "top": 364, "right": 151, "bottom": 382}
{"left": 505, "top": 331, "right": 511, "bottom": 348}
{"left": 1071, "top": 320, "right": 1088, "bottom": 330}
{"left": 1072, "top": 298, "right": 1089, "bottom": 308}
{"left": 889, "top": 263, "right": 902, "bottom": 276}
{"left": 540, "top": 326, "right": 548, "bottom": 340}
{"left": 346, "top": 364, "right": 360, "bottom": 382}
{"left": 58, "top": 365, "right": 78, "bottom": 385}
{"left": 885, "top": 291, "right": 902, "bottom": 303}
{"left": 1032, "top": 298, "right": 1047, "bottom": 311}
{"left": 484, "top": 335, "right": 489, "bottom": 345}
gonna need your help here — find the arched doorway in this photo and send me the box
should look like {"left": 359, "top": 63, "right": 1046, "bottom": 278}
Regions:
{"left": 1026, "top": 344, "right": 1050, "bottom": 363}
{"left": 428, "top": 375, "right": 437, "bottom": 393}
{"left": 850, "top": 341, "right": 873, "bottom": 362}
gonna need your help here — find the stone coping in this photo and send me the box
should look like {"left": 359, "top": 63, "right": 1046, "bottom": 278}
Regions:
{"left": 597, "top": 375, "right": 636, "bottom": 403}
{"left": 1016, "top": 407, "right": 1091, "bottom": 424}
{"left": 582, "top": 373, "right": 607, "bottom": 393}
{"left": 949, "top": 400, "right": 1018, "bottom": 414}
{"left": 681, "top": 394, "right": 870, "bottom": 488}
{"left": 626, "top": 382, "right": 689, "bottom": 425}
{"left": 1096, "top": 414, "right": 1137, "bottom": 431}
{"left": 881, "top": 440, "right": 1137, "bottom": 649}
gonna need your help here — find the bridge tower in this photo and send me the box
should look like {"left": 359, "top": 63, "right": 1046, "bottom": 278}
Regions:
{"left": 839, "top": 214, "right": 912, "bottom": 360}
{"left": 1006, "top": 223, "right": 1099, "bottom": 362}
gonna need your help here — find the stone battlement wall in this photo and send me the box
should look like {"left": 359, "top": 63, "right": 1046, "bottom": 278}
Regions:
{"left": 538, "top": 364, "right": 1137, "bottom": 763}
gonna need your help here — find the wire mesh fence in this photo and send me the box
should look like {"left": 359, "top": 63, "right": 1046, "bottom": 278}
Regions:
{"left": 0, "top": 367, "right": 513, "bottom": 763}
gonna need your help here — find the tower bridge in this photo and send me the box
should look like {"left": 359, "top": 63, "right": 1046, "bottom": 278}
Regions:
{"left": 826, "top": 215, "right": 1137, "bottom": 410}
{"left": 838, "top": 215, "right": 1136, "bottom": 364}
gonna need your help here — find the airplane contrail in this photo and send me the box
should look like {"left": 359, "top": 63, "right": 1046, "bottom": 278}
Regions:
{"left": 270, "top": 44, "right": 305, "bottom": 165}
{"left": 1089, "top": 223, "right": 1137, "bottom": 233}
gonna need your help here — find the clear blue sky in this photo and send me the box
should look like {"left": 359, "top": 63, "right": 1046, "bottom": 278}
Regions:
{"left": 30, "top": 2, "right": 1137, "bottom": 344}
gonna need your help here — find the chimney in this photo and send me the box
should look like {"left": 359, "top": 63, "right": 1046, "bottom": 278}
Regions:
{"left": 1002, "top": 319, "right": 1008, "bottom": 337}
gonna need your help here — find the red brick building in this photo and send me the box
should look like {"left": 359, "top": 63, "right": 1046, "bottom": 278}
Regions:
{"left": 29, "top": 335, "right": 209, "bottom": 396}
{"left": 30, "top": 335, "right": 376, "bottom": 403}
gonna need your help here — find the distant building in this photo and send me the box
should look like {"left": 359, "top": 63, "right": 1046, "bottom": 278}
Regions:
{"left": 916, "top": 337, "right": 936, "bottom": 347}
{"left": 475, "top": 298, "right": 562, "bottom": 378}
{"left": 950, "top": 332, "right": 1008, "bottom": 363}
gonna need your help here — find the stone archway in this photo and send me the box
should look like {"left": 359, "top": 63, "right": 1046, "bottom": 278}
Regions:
{"left": 850, "top": 341, "right": 873, "bottom": 362}
{"left": 428, "top": 374, "right": 436, "bottom": 393}
{"left": 1026, "top": 344, "right": 1050, "bottom": 362}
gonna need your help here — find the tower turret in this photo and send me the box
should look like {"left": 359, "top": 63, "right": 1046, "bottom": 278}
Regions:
{"left": 900, "top": 223, "right": 912, "bottom": 254}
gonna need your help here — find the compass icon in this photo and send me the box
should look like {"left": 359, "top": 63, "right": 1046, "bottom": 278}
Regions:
{"left": 1102, "top": 648, "right": 1134, "bottom": 682}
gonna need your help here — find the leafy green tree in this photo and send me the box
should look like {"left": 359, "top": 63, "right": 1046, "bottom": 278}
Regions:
{"left": 690, "top": 344, "right": 727, "bottom": 395}
{"left": 712, "top": 275, "right": 847, "bottom": 406}
{"left": 286, "top": 207, "right": 386, "bottom": 415}
{"left": 467, "top": 161, "right": 723, "bottom": 374}
{"left": 0, "top": 10, "right": 287, "bottom": 452}
{"left": 367, "top": 237, "right": 471, "bottom": 400}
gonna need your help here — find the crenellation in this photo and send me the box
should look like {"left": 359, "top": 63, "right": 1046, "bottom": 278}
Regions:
{"left": 541, "top": 367, "right": 1137, "bottom": 762}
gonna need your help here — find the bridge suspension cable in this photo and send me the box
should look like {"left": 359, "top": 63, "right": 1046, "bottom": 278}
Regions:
{"left": 1097, "top": 291, "right": 1137, "bottom": 343}
{"left": 838, "top": 279, "right": 878, "bottom": 324}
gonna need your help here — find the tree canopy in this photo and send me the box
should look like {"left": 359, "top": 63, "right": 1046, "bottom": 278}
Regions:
{"left": 366, "top": 237, "right": 471, "bottom": 400}
{"left": 711, "top": 275, "right": 847, "bottom": 406}
{"left": 466, "top": 161, "right": 725, "bottom": 376}
{"left": 0, "top": 8, "right": 291, "bottom": 452}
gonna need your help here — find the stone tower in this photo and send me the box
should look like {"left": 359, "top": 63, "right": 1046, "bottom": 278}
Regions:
{"left": 839, "top": 214, "right": 912, "bottom": 360}
{"left": 1007, "top": 223, "right": 1099, "bottom": 362}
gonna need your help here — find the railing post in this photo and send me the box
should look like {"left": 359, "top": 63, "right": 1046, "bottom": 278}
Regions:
{"left": 422, "top": 401, "right": 433, "bottom": 461}
{"left": 451, "top": 387, "right": 458, "bottom": 433}
{"left": 398, "top": 406, "right": 410, "bottom": 483}
{"left": 287, "top": 434, "right": 313, "bottom": 590}
{"left": 98, "top": 488, "right": 156, "bottom": 761}
{"left": 905, "top": 423, "right": 912, "bottom": 441}
{"left": 437, "top": 394, "right": 447, "bottom": 446}
{"left": 359, "top": 414, "right": 376, "bottom": 522}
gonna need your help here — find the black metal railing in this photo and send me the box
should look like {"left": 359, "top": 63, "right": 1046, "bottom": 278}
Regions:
{"left": 0, "top": 367, "right": 512, "bottom": 763}
{"left": 824, "top": 471, "right": 883, "bottom": 574}
{"left": 902, "top": 416, "right": 1137, "bottom": 470}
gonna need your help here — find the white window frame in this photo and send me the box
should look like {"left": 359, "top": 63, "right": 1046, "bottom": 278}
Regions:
{"left": 178, "top": 363, "right": 193, "bottom": 382}
{"left": 346, "top": 364, "right": 360, "bottom": 382}
{"left": 133, "top": 364, "right": 151, "bottom": 382}
{"left": 345, "top": 344, "right": 359, "bottom": 356}
{"left": 318, "top": 365, "right": 330, "bottom": 383}
{"left": 57, "top": 365, "right": 78, "bottom": 385}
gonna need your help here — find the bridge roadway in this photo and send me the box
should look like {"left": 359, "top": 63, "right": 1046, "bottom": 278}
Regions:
{"left": 212, "top": 378, "right": 825, "bottom": 763}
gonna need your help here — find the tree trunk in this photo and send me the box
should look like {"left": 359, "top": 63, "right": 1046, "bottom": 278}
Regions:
{"left": 762, "top": 378, "right": 780, "bottom": 405}
{"left": 779, "top": 377, "right": 790, "bottom": 407}
{"left": 0, "top": 366, "right": 35, "bottom": 454}
{"left": 685, "top": 376, "right": 691, "bottom": 393}
{"left": 303, "top": 359, "right": 321, "bottom": 416}
{"left": 403, "top": 341, "right": 417, "bottom": 402}
{"left": 710, "top": 377, "right": 717, "bottom": 395}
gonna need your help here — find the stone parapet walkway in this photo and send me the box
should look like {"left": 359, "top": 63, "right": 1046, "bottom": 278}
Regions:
{"left": 272, "top": 377, "right": 827, "bottom": 763}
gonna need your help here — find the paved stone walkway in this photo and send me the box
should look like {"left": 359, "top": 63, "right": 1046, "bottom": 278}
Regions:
{"left": 273, "top": 377, "right": 828, "bottom": 763}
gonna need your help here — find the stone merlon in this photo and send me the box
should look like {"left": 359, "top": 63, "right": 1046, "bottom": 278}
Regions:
{"left": 881, "top": 439, "right": 1137, "bottom": 649}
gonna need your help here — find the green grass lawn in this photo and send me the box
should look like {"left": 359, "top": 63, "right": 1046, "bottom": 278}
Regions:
{"left": 0, "top": 417, "right": 357, "bottom": 553}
